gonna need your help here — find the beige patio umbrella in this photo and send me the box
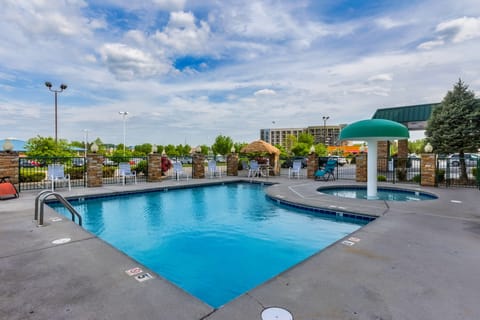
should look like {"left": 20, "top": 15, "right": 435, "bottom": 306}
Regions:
{"left": 241, "top": 140, "right": 280, "bottom": 175}
{"left": 240, "top": 140, "right": 280, "bottom": 155}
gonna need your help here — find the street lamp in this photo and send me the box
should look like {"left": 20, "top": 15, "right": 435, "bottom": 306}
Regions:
{"left": 118, "top": 111, "right": 128, "bottom": 156}
{"left": 322, "top": 116, "right": 329, "bottom": 145}
{"left": 45, "top": 81, "right": 67, "bottom": 144}
{"left": 83, "top": 129, "right": 89, "bottom": 158}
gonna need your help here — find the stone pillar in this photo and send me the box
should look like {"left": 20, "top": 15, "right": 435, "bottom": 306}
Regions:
{"left": 356, "top": 153, "right": 367, "bottom": 182}
{"left": 398, "top": 139, "right": 408, "bottom": 158}
{"left": 192, "top": 153, "right": 205, "bottom": 179}
{"left": 87, "top": 154, "right": 103, "bottom": 187}
{"left": 421, "top": 154, "right": 436, "bottom": 187}
{"left": 377, "top": 141, "right": 389, "bottom": 172}
{"left": 147, "top": 153, "right": 163, "bottom": 182}
{"left": 0, "top": 151, "right": 19, "bottom": 186}
{"left": 307, "top": 153, "right": 317, "bottom": 179}
{"left": 226, "top": 153, "right": 238, "bottom": 176}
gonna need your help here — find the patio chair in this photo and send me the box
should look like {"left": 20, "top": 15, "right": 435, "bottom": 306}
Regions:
{"left": 118, "top": 162, "right": 137, "bottom": 185}
{"left": 208, "top": 160, "right": 222, "bottom": 178}
{"left": 247, "top": 160, "right": 260, "bottom": 178}
{"left": 315, "top": 159, "right": 337, "bottom": 181}
{"left": 172, "top": 162, "right": 189, "bottom": 181}
{"left": 288, "top": 160, "right": 302, "bottom": 179}
{"left": 46, "top": 164, "right": 71, "bottom": 191}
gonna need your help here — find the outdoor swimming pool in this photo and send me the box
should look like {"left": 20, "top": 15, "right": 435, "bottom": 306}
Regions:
{"left": 50, "top": 183, "right": 367, "bottom": 308}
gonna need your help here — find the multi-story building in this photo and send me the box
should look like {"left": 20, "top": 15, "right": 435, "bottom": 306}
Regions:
{"left": 260, "top": 124, "right": 346, "bottom": 148}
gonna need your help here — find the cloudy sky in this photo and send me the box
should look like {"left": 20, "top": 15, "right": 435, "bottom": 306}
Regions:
{"left": 1, "top": 0, "right": 479, "bottom": 147}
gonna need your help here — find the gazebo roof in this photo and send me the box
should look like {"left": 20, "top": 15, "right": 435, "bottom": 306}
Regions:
{"left": 339, "top": 119, "right": 409, "bottom": 141}
{"left": 241, "top": 140, "right": 280, "bottom": 155}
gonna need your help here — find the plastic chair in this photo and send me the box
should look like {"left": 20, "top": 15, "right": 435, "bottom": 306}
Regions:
{"left": 172, "top": 162, "right": 189, "bottom": 180}
{"left": 315, "top": 159, "right": 337, "bottom": 181}
{"left": 247, "top": 160, "right": 260, "bottom": 178}
{"left": 118, "top": 162, "right": 137, "bottom": 185}
{"left": 47, "top": 164, "right": 71, "bottom": 191}
{"left": 288, "top": 160, "right": 302, "bottom": 179}
{"left": 208, "top": 160, "right": 222, "bottom": 178}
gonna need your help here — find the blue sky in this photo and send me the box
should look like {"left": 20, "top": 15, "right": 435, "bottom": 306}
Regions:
{"left": 1, "top": 0, "right": 479, "bottom": 146}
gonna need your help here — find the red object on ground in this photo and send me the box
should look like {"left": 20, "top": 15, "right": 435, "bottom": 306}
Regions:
{"left": 0, "top": 177, "right": 19, "bottom": 200}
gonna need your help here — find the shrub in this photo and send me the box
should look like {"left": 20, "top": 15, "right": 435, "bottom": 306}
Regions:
{"left": 377, "top": 175, "right": 387, "bottom": 182}
{"left": 396, "top": 168, "right": 407, "bottom": 181}
{"left": 103, "top": 166, "right": 116, "bottom": 178}
{"left": 134, "top": 160, "right": 147, "bottom": 175}
{"left": 436, "top": 169, "right": 445, "bottom": 183}
{"left": 19, "top": 172, "right": 45, "bottom": 183}
{"left": 412, "top": 174, "right": 421, "bottom": 183}
{"left": 66, "top": 167, "right": 84, "bottom": 179}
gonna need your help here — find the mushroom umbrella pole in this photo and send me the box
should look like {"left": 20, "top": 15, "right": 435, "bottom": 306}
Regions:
{"left": 339, "top": 119, "right": 409, "bottom": 199}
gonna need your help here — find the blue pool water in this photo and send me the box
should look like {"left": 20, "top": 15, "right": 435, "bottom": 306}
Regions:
{"left": 318, "top": 186, "right": 438, "bottom": 201}
{"left": 50, "top": 183, "right": 366, "bottom": 307}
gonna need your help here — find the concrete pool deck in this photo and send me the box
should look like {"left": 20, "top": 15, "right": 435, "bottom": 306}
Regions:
{"left": 1, "top": 176, "right": 479, "bottom": 319}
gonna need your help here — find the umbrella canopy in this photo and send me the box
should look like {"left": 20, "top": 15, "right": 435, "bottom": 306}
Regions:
{"left": 241, "top": 140, "right": 280, "bottom": 155}
{"left": 339, "top": 119, "right": 409, "bottom": 141}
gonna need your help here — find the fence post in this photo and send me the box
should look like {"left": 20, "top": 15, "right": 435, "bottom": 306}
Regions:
{"left": 226, "top": 152, "right": 239, "bottom": 176}
{"left": 420, "top": 153, "right": 436, "bottom": 187}
{"left": 0, "top": 151, "right": 19, "bottom": 190}
{"left": 356, "top": 153, "right": 367, "bottom": 182}
{"left": 147, "top": 153, "right": 163, "bottom": 182}
{"left": 307, "top": 153, "right": 317, "bottom": 179}
{"left": 86, "top": 154, "right": 103, "bottom": 187}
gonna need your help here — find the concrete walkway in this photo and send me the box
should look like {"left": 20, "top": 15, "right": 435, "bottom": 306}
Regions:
{"left": 1, "top": 176, "right": 479, "bottom": 319}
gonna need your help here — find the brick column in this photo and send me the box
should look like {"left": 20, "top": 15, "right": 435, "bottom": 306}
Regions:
{"left": 87, "top": 154, "right": 103, "bottom": 187}
{"left": 356, "top": 153, "right": 367, "bottom": 182}
{"left": 307, "top": 153, "right": 317, "bottom": 179}
{"left": 0, "top": 151, "right": 19, "bottom": 185}
{"left": 147, "top": 153, "right": 162, "bottom": 182}
{"left": 226, "top": 153, "right": 238, "bottom": 176}
{"left": 377, "top": 141, "right": 389, "bottom": 171}
{"left": 398, "top": 139, "right": 408, "bottom": 158}
{"left": 421, "top": 154, "right": 436, "bottom": 187}
{"left": 192, "top": 153, "right": 205, "bottom": 179}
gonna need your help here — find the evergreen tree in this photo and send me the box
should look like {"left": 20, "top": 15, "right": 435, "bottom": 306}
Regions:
{"left": 425, "top": 79, "right": 480, "bottom": 181}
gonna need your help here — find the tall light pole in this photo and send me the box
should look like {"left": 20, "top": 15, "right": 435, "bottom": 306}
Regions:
{"left": 83, "top": 129, "right": 89, "bottom": 158}
{"left": 45, "top": 81, "right": 67, "bottom": 144}
{"left": 118, "top": 111, "right": 128, "bottom": 156}
{"left": 322, "top": 116, "right": 329, "bottom": 145}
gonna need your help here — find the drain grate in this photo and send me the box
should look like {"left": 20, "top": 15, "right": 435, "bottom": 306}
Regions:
{"left": 261, "top": 307, "right": 293, "bottom": 320}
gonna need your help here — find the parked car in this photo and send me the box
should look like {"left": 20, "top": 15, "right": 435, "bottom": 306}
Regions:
{"left": 180, "top": 156, "right": 192, "bottom": 164}
{"left": 103, "top": 159, "right": 116, "bottom": 166}
{"left": 448, "top": 153, "right": 479, "bottom": 167}
{"left": 72, "top": 158, "right": 85, "bottom": 167}
{"left": 19, "top": 158, "right": 40, "bottom": 167}
{"left": 281, "top": 156, "right": 308, "bottom": 168}
{"left": 328, "top": 155, "right": 347, "bottom": 166}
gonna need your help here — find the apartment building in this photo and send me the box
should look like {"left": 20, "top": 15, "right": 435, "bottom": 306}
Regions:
{"left": 260, "top": 124, "right": 346, "bottom": 148}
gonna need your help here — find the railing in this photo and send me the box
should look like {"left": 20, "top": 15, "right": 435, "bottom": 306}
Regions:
{"left": 102, "top": 156, "right": 148, "bottom": 185}
{"left": 34, "top": 190, "right": 82, "bottom": 227}
{"left": 19, "top": 157, "right": 86, "bottom": 191}
{"left": 436, "top": 157, "right": 479, "bottom": 188}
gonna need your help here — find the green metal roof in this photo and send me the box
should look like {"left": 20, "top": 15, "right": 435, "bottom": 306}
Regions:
{"left": 339, "top": 119, "right": 409, "bottom": 141}
{"left": 372, "top": 103, "right": 439, "bottom": 123}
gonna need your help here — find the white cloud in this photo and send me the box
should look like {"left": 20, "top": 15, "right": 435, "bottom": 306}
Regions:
{"left": 153, "top": 11, "right": 212, "bottom": 56}
{"left": 375, "top": 17, "right": 407, "bottom": 29}
{"left": 254, "top": 89, "right": 276, "bottom": 96}
{"left": 152, "top": 0, "right": 186, "bottom": 11}
{"left": 418, "top": 39, "right": 445, "bottom": 50}
{"left": 436, "top": 16, "right": 480, "bottom": 43}
{"left": 98, "top": 43, "right": 171, "bottom": 80}
{"left": 368, "top": 73, "right": 393, "bottom": 82}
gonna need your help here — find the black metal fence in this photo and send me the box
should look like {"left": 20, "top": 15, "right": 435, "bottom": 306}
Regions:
{"left": 19, "top": 157, "right": 86, "bottom": 191}
{"left": 436, "top": 157, "right": 479, "bottom": 188}
{"left": 18, "top": 156, "right": 148, "bottom": 191}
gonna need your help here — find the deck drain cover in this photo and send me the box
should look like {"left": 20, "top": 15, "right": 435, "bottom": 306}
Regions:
{"left": 261, "top": 307, "right": 293, "bottom": 320}
{"left": 52, "top": 238, "right": 71, "bottom": 244}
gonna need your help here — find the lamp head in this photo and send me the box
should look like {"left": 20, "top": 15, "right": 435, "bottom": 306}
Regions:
{"left": 60, "top": 84, "right": 67, "bottom": 90}
{"left": 45, "top": 81, "right": 52, "bottom": 88}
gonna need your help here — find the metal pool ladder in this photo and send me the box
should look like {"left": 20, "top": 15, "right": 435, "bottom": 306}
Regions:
{"left": 34, "top": 190, "right": 82, "bottom": 227}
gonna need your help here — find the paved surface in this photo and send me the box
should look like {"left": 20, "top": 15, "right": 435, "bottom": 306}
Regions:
{"left": 1, "top": 174, "right": 479, "bottom": 320}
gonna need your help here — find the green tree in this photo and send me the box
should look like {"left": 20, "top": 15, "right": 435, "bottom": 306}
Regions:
{"left": 285, "top": 134, "right": 297, "bottom": 155}
{"left": 211, "top": 135, "right": 233, "bottom": 156}
{"left": 291, "top": 142, "right": 310, "bottom": 156}
{"left": 134, "top": 143, "right": 153, "bottom": 155}
{"left": 426, "top": 79, "right": 480, "bottom": 181}
{"left": 408, "top": 139, "right": 425, "bottom": 155}
{"left": 298, "top": 132, "right": 315, "bottom": 146}
{"left": 314, "top": 143, "right": 328, "bottom": 156}
{"left": 164, "top": 144, "right": 177, "bottom": 157}
{"left": 25, "top": 136, "right": 75, "bottom": 157}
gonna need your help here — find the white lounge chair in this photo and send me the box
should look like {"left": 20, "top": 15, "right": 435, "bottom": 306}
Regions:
{"left": 118, "top": 162, "right": 137, "bottom": 185}
{"left": 288, "top": 160, "right": 302, "bottom": 179}
{"left": 247, "top": 160, "right": 260, "bottom": 178}
{"left": 208, "top": 160, "right": 222, "bottom": 178}
{"left": 172, "top": 162, "right": 189, "bottom": 180}
{"left": 46, "top": 164, "right": 71, "bottom": 191}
